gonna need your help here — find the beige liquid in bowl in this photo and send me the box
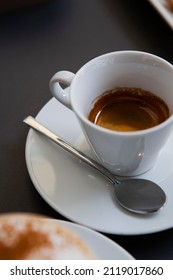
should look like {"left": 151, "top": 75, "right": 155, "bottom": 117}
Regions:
{"left": 0, "top": 214, "right": 95, "bottom": 260}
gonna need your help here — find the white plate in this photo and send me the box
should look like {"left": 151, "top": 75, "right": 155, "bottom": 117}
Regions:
{"left": 148, "top": 0, "right": 173, "bottom": 29}
{"left": 54, "top": 219, "right": 134, "bottom": 259}
{"left": 25, "top": 98, "right": 173, "bottom": 235}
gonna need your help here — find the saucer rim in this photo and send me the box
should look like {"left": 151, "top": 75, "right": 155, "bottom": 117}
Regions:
{"left": 55, "top": 219, "right": 134, "bottom": 259}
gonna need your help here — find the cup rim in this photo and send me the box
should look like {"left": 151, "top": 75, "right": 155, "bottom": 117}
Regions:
{"left": 71, "top": 50, "right": 173, "bottom": 137}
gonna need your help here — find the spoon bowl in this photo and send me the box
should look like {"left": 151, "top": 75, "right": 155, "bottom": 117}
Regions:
{"left": 115, "top": 179, "right": 166, "bottom": 214}
{"left": 24, "top": 116, "right": 167, "bottom": 215}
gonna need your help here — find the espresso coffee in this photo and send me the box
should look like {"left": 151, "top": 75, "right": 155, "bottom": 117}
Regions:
{"left": 88, "top": 87, "right": 169, "bottom": 132}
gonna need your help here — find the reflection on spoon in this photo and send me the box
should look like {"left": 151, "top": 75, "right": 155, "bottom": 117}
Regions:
{"left": 23, "top": 116, "right": 167, "bottom": 215}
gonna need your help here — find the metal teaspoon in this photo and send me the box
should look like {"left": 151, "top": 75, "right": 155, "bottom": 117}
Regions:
{"left": 24, "top": 116, "right": 167, "bottom": 214}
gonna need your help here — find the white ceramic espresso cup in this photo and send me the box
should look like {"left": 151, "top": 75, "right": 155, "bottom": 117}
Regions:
{"left": 49, "top": 51, "right": 173, "bottom": 176}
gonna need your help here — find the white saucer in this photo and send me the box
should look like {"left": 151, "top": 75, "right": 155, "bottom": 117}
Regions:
{"left": 54, "top": 219, "right": 134, "bottom": 259}
{"left": 25, "top": 98, "right": 173, "bottom": 235}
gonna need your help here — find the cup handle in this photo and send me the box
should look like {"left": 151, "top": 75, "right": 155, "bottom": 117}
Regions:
{"left": 49, "top": 71, "right": 75, "bottom": 109}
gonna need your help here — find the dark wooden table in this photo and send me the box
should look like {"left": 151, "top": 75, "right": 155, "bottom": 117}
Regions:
{"left": 0, "top": 0, "right": 173, "bottom": 260}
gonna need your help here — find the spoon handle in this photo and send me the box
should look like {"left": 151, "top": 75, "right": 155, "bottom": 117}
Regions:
{"left": 24, "top": 116, "right": 119, "bottom": 185}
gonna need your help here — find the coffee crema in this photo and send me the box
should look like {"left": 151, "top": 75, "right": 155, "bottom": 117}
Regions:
{"left": 88, "top": 87, "right": 169, "bottom": 132}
